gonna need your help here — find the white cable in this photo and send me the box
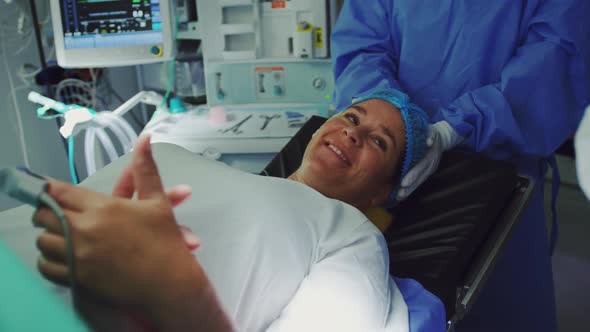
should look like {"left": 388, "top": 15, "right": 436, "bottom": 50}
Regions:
{"left": 93, "top": 113, "right": 128, "bottom": 150}
{"left": 98, "top": 112, "right": 138, "bottom": 152}
{"left": 17, "top": 63, "right": 41, "bottom": 86}
{"left": 112, "top": 116, "right": 138, "bottom": 152}
{"left": 85, "top": 112, "right": 137, "bottom": 175}
{"left": 89, "top": 68, "right": 98, "bottom": 82}
{"left": 109, "top": 117, "right": 134, "bottom": 153}
{"left": 95, "top": 113, "right": 132, "bottom": 153}
{"left": 112, "top": 115, "right": 138, "bottom": 144}
{"left": 84, "top": 128, "right": 97, "bottom": 176}
{"left": 0, "top": 22, "right": 30, "bottom": 168}
{"left": 84, "top": 125, "right": 119, "bottom": 176}
{"left": 16, "top": 11, "right": 25, "bottom": 34}
{"left": 94, "top": 127, "right": 118, "bottom": 162}
{"left": 0, "top": 3, "right": 33, "bottom": 56}
{"left": 13, "top": 32, "right": 34, "bottom": 55}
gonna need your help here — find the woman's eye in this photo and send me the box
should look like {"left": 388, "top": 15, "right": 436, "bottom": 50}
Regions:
{"left": 345, "top": 113, "right": 359, "bottom": 125}
{"left": 373, "top": 136, "right": 387, "bottom": 151}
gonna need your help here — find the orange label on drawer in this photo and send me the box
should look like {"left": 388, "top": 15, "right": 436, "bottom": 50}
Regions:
{"left": 255, "top": 66, "right": 285, "bottom": 72}
{"left": 272, "top": 1, "right": 286, "bottom": 9}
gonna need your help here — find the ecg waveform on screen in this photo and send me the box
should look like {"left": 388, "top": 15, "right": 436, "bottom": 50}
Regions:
{"left": 79, "top": 1, "right": 124, "bottom": 3}
{"left": 62, "top": 0, "right": 158, "bottom": 35}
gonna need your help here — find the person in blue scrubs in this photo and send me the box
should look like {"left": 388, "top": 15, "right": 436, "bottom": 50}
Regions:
{"left": 331, "top": 1, "right": 590, "bottom": 331}
{"left": 0, "top": 240, "right": 89, "bottom": 331}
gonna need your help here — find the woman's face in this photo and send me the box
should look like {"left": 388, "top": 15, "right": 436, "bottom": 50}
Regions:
{"left": 293, "top": 99, "right": 406, "bottom": 210}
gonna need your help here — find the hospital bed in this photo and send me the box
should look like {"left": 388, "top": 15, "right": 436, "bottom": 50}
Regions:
{"left": 262, "top": 116, "right": 535, "bottom": 331}
{"left": 0, "top": 116, "right": 533, "bottom": 331}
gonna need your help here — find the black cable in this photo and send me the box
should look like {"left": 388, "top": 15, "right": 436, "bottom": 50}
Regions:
{"left": 39, "top": 193, "right": 77, "bottom": 301}
{"left": 28, "top": 0, "right": 80, "bottom": 183}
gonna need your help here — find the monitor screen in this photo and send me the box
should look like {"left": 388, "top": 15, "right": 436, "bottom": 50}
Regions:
{"left": 60, "top": 0, "right": 163, "bottom": 50}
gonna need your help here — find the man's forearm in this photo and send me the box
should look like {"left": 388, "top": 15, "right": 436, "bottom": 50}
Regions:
{"left": 146, "top": 259, "right": 234, "bottom": 332}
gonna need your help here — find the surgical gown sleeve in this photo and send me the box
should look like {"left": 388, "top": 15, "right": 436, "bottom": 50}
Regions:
{"left": 331, "top": 0, "right": 400, "bottom": 111}
{"left": 432, "top": 1, "right": 590, "bottom": 159}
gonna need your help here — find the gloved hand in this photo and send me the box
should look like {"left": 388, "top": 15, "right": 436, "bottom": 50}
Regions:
{"left": 397, "top": 121, "right": 463, "bottom": 200}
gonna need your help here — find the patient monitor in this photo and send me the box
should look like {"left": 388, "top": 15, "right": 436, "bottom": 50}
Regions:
{"left": 50, "top": 0, "right": 174, "bottom": 68}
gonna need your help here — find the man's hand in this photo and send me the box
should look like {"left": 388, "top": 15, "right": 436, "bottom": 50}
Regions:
{"left": 34, "top": 135, "right": 198, "bottom": 305}
{"left": 397, "top": 121, "right": 463, "bottom": 200}
{"left": 111, "top": 156, "right": 201, "bottom": 251}
{"left": 33, "top": 135, "right": 232, "bottom": 331}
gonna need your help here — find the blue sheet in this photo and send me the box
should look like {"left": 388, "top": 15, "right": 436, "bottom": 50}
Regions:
{"left": 394, "top": 277, "right": 446, "bottom": 332}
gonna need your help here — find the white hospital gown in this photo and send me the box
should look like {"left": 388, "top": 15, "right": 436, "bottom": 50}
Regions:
{"left": 159, "top": 147, "right": 397, "bottom": 331}
{"left": 0, "top": 144, "right": 406, "bottom": 332}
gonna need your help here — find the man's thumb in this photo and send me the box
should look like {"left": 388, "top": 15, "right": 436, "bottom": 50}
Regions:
{"left": 132, "top": 134, "right": 165, "bottom": 200}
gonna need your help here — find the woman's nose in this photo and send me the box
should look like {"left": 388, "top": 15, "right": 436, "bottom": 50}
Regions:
{"left": 343, "top": 127, "right": 360, "bottom": 145}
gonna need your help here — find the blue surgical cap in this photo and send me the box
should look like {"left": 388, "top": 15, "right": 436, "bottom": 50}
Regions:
{"left": 350, "top": 89, "right": 430, "bottom": 206}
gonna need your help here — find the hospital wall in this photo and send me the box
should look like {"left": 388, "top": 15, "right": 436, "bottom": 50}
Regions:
{"left": 0, "top": 20, "right": 68, "bottom": 211}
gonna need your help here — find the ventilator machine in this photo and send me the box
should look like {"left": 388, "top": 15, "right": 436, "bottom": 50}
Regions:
{"left": 34, "top": 0, "right": 338, "bottom": 175}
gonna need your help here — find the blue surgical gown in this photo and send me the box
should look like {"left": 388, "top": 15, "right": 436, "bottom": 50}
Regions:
{"left": 332, "top": 1, "right": 590, "bottom": 331}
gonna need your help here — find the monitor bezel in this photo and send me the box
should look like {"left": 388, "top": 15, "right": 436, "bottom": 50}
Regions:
{"left": 50, "top": 0, "right": 174, "bottom": 68}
